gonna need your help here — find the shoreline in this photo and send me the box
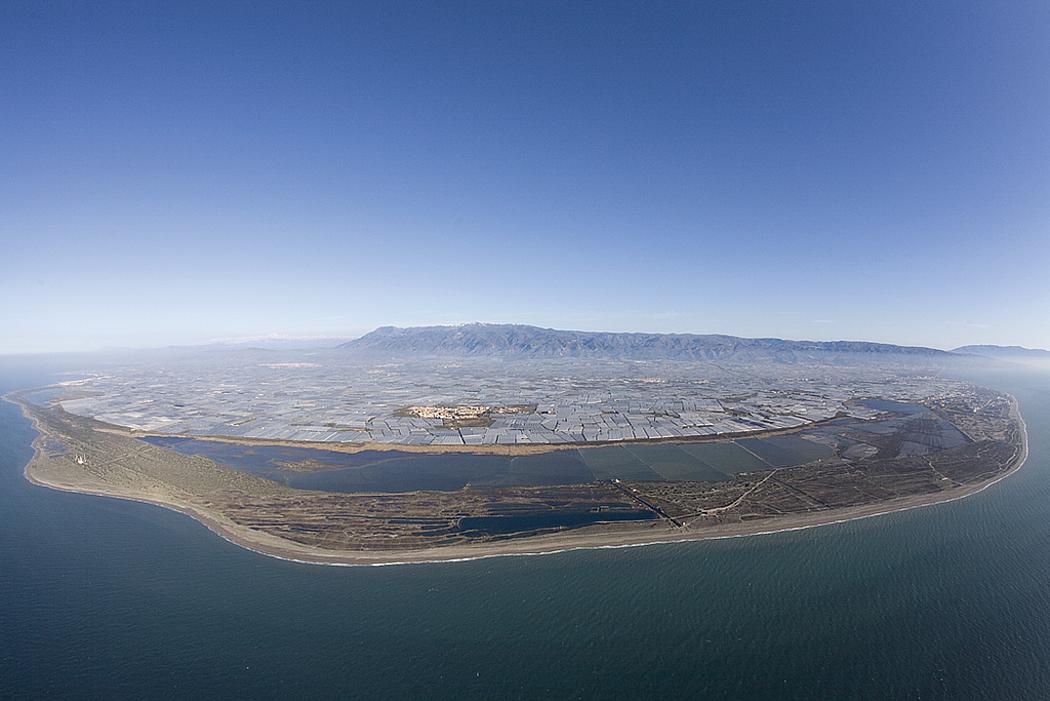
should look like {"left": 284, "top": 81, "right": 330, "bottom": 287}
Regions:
{"left": 9, "top": 393, "right": 1030, "bottom": 568}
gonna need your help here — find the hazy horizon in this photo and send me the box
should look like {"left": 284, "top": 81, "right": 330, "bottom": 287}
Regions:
{"left": 4, "top": 1, "right": 1048, "bottom": 354}
{"left": 2, "top": 319, "right": 1049, "bottom": 358}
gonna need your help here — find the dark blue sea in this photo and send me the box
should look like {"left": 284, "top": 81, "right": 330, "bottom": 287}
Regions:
{"left": 3, "top": 359, "right": 1050, "bottom": 699}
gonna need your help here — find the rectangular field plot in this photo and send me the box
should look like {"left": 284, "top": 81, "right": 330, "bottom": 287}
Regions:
{"left": 623, "top": 443, "right": 729, "bottom": 481}
{"left": 577, "top": 445, "right": 664, "bottom": 481}
{"left": 736, "top": 435, "right": 834, "bottom": 468}
{"left": 499, "top": 452, "right": 595, "bottom": 487}
{"left": 290, "top": 453, "right": 514, "bottom": 492}
{"left": 677, "top": 441, "right": 770, "bottom": 475}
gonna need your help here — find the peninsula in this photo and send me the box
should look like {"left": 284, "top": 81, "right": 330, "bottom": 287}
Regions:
{"left": 9, "top": 371, "right": 1027, "bottom": 565}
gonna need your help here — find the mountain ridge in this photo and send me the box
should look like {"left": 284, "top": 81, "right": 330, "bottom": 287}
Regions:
{"left": 340, "top": 323, "right": 956, "bottom": 362}
{"left": 953, "top": 344, "right": 1050, "bottom": 359}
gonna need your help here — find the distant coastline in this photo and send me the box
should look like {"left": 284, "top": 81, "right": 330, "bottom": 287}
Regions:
{"left": 9, "top": 392, "right": 1030, "bottom": 567}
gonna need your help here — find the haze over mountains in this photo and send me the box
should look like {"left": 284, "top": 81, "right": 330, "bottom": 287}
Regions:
{"left": 28, "top": 326, "right": 1040, "bottom": 365}
{"left": 954, "top": 345, "right": 1050, "bottom": 361}
{"left": 340, "top": 324, "right": 962, "bottom": 363}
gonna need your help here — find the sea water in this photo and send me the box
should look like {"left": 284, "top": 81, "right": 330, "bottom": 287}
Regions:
{"left": 2, "top": 361, "right": 1050, "bottom": 699}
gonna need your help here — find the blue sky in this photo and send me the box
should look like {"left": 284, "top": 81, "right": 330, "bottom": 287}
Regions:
{"left": 2, "top": 0, "right": 1048, "bottom": 353}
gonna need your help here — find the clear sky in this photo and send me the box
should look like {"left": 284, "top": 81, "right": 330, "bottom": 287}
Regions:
{"left": 2, "top": 0, "right": 1048, "bottom": 354}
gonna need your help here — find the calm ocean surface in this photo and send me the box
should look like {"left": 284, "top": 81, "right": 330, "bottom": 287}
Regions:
{"left": 2, "top": 362, "right": 1050, "bottom": 700}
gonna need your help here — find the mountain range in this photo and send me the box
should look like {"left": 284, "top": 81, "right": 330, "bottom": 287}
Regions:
{"left": 953, "top": 344, "right": 1050, "bottom": 360}
{"left": 340, "top": 323, "right": 960, "bottom": 363}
